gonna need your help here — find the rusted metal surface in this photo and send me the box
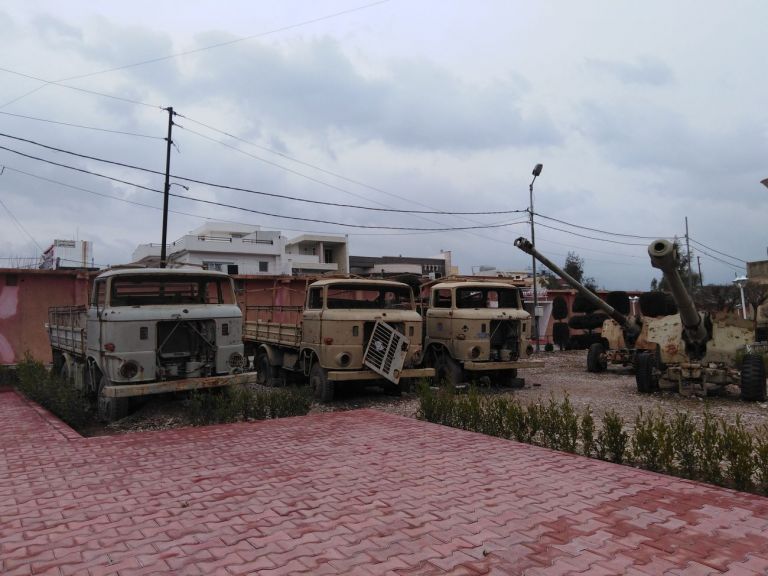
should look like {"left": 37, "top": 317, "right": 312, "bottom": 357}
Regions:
{"left": 102, "top": 372, "right": 256, "bottom": 397}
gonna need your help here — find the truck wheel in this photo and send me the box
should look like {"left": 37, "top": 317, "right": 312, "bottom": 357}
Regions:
{"left": 635, "top": 352, "right": 658, "bottom": 394}
{"left": 587, "top": 343, "right": 607, "bottom": 373}
{"left": 499, "top": 369, "right": 523, "bottom": 388}
{"left": 434, "top": 353, "right": 464, "bottom": 387}
{"left": 255, "top": 351, "right": 278, "bottom": 386}
{"left": 740, "top": 353, "right": 766, "bottom": 402}
{"left": 97, "top": 375, "right": 130, "bottom": 422}
{"left": 310, "top": 363, "right": 334, "bottom": 403}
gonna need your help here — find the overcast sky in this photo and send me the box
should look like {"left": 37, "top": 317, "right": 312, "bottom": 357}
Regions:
{"left": 0, "top": 1, "right": 766, "bottom": 289}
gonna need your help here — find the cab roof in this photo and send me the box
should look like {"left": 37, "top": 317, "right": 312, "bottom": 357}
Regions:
{"left": 96, "top": 267, "right": 231, "bottom": 280}
{"left": 309, "top": 278, "right": 410, "bottom": 289}
{"left": 431, "top": 281, "right": 520, "bottom": 291}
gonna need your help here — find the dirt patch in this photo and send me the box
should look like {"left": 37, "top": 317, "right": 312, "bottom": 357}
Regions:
{"left": 80, "top": 350, "right": 768, "bottom": 435}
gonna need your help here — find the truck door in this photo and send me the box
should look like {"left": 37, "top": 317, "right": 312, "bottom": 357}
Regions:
{"left": 87, "top": 279, "right": 106, "bottom": 358}
{"left": 427, "top": 288, "right": 453, "bottom": 345}
{"left": 302, "top": 286, "right": 323, "bottom": 347}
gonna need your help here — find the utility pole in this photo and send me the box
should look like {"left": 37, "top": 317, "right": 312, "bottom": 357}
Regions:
{"left": 684, "top": 216, "right": 693, "bottom": 291}
{"left": 529, "top": 164, "right": 543, "bottom": 351}
{"left": 160, "top": 106, "right": 175, "bottom": 268}
{"left": 697, "top": 256, "right": 703, "bottom": 287}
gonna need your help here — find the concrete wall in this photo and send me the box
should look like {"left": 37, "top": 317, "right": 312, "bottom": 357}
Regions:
{"left": 0, "top": 269, "right": 93, "bottom": 365}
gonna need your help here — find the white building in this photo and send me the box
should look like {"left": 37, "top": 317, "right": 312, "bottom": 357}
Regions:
{"left": 39, "top": 240, "right": 94, "bottom": 270}
{"left": 132, "top": 223, "right": 349, "bottom": 275}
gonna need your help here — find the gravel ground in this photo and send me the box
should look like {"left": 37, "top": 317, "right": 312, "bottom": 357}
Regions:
{"left": 84, "top": 350, "right": 768, "bottom": 436}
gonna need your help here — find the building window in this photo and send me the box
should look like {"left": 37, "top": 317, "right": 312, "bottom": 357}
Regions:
{"left": 259, "top": 261, "right": 268, "bottom": 272}
{"left": 202, "top": 261, "right": 233, "bottom": 272}
{"left": 324, "top": 248, "right": 333, "bottom": 264}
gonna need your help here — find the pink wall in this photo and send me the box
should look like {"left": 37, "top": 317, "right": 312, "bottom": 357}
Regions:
{"left": 0, "top": 269, "right": 93, "bottom": 365}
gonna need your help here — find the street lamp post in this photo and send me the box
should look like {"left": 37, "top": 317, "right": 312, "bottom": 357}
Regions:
{"left": 529, "top": 163, "right": 543, "bottom": 351}
{"left": 734, "top": 275, "right": 748, "bottom": 320}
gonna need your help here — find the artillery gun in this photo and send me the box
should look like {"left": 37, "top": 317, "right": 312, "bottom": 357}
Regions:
{"left": 514, "top": 237, "right": 643, "bottom": 372}
{"left": 636, "top": 239, "right": 765, "bottom": 400}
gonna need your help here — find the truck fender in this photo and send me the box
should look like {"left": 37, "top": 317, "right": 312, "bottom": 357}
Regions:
{"left": 425, "top": 344, "right": 450, "bottom": 366}
{"left": 257, "top": 344, "right": 283, "bottom": 368}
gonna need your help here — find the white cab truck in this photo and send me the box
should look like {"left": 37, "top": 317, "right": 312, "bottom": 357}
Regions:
{"left": 243, "top": 277, "right": 433, "bottom": 401}
{"left": 424, "top": 279, "right": 542, "bottom": 386}
{"left": 47, "top": 268, "right": 247, "bottom": 421}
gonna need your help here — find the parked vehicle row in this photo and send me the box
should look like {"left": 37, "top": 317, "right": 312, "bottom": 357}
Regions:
{"left": 48, "top": 268, "right": 542, "bottom": 420}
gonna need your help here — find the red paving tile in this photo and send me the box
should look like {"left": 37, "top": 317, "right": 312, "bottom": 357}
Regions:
{"left": 3, "top": 389, "right": 768, "bottom": 575}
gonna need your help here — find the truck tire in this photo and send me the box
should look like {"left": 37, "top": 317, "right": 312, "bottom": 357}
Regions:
{"left": 434, "top": 353, "right": 464, "bottom": 387}
{"left": 97, "top": 375, "right": 130, "bottom": 422}
{"left": 498, "top": 369, "right": 522, "bottom": 388}
{"left": 310, "top": 363, "right": 334, "bottom": 403}
{"left": 255, "top": 351, "right": 279, "bottom": 386}
{"left": 587, "top": 343, "right": 607, "bottom": 373}
{"left": 635, "top": 352, "right": 659, "bottom": 394}
{"left": 740, "top": 353, "right": 766, "bottom": 402}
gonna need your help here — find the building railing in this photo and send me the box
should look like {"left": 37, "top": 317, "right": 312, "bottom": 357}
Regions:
{"left": 191, "top": 235, "right": 274, "bottom": 245}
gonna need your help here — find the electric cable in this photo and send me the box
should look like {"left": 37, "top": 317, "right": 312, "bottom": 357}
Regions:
{"left": 0, "top": 111, "right": 163, "bottom": 140}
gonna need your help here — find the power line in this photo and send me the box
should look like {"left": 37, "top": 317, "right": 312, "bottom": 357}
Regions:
{"left": 533, "top": 211, "right": 672, "bottom": 240}
{"left": 0, "top": 148, "right": 522, "bottom": 231}
{"left": 533, "top": 220, "right": 650, "bottom": 246}
{"left": 0, "top": 132, "right": 527, "bottom": 216}
{"left": 3, "top": 165, "right": 483, "bottom": 238}
{"left": 688, "top": 237, "right": 745, "bottom": 265}
{"left": 0, "top": 111, "right": 163, "bottom": 140}
{"left": 0, "top": 0, "right": 390, "bottom": 109}
{"left": 0, "top": 193, "right": 43, "bottom": 252}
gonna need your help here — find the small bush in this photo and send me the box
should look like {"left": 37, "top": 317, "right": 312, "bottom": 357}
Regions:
{"left": 15, "top": 355, "right": 91, "bottom": 429}
{"left": 754, "top": 425, "right": 768, "bottom": 493}
{"left": 697, "top": 411, "right": 724, "bottom": 485}
{"left": 597, "top": 410, "right": 629, "bottom": 464}
{"left": 721, "top": 416, "right": 754, "bottom": 491}
{"left": 505, "top": 399, "right": 530, "bottom": 442}
{"left": 580, "top": 407, "right": 595, "bottom": 458}
{"left": 632, "top": 409, "right": 673, "bottom": 473}
{"left": 185, "top": 385, "right": 311, "bottom": 426}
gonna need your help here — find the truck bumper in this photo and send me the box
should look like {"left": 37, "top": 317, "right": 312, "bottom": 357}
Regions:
{"left": 463, "top": 360, "right": 544, "bottom": 371}
{"left": 102, "top": 372, "right": 256, "bottom": 398}
{"left": 327, "top": 368, "right": 435, "bottom": 382}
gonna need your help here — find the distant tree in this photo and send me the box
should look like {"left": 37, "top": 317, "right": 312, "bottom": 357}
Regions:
{"left": 563, "top": 252, "right": 585, "bottom": 284}
{"left": 744, "top": 281, "right": 768, "bottom": 327}
{"left": 695, "top": 284, "right": 739, "bottom": 314}
{"left": 562, "top": 251, "right": 597, "bottom": 291}
{"left": 538, "top": 269, "right": 559, "bottom": 289}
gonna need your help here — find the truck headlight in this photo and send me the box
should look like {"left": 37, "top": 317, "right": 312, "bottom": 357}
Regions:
{"left": 336, "top": 352, "right": 351, "bottom": 367}
{"left": 119, "top": 361, "right": 139, "bottom": 379}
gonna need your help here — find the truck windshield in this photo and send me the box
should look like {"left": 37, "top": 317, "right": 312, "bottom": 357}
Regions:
{"left": 326, "top": 284, "right": 413, "bottom": 310}
{"left": 109, "top": 275, "right": 236, "bottom": 306}
{"left": 456, "top": 287, "right": 519, "bottom": 309}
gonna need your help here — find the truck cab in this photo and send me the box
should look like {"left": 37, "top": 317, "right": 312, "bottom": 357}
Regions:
{"left": 425, "top": 280, "right": 536, "bottom": 385}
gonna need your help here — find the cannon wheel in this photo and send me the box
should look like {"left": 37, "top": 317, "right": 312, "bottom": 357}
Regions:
{"left": 587, "top": 343, "right": 607, "bottom": 373}
{"left": 740, "top": 353, "right": 766, "bottom": 402}
{"left": 635, "top": 352, "right": 659, "bottom": 394}
{"left": 310, "top": 362, "right": 334, "bottom": 403}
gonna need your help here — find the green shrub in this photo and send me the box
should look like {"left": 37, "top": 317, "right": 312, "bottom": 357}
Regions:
{"left": 454, "top": 387, "right": 483, "bottom": 431}
{"left": 632, "top": 409, "right": 673, "bottom": 473}
{"left": 721, "top": 416, "right": 754, "bottom": 491}
{"left": 754, "top": 424, "right": 768, "bottom": 494}
{"left": 697, "top": 411, "right": 724, "bottom": 485}
{"left": 597, "top": 410, "right": 629, "bottom": 464}
{"left": 671, "top": 411, "right": 699, "bottom": 479}
{"left": 185, "top": 385, "right": 311, "bottom": 426}
{"left": 505, "top": 398, "right": 530, "bottom": 442}
{"left": 580, "top": 407, "right": 595, "bottom": 458}
{"left": 482, "top": 396, "right": 509, "bottom": 438}
{"left": 15, "top": 355, "right": 91, "bottom": 429}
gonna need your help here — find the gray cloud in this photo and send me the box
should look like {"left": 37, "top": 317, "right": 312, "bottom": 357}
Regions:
{"left": 585, "top": 56, "right": 674, "bottom": 86}
{"left": 180, "top": 36, "right": 562, "bottom": 151}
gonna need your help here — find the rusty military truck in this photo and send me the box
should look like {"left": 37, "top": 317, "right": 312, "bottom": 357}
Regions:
{"left": 514, "top": 237, "right": 645, "bottom": 373}
{"left": 47, "top": 268, "right": 247, "bottom": 421}
{"left": 635, "top": 239, "right": 764, "bottom": 400}
{"left": 242, "top": 276, "right": 433, "bottom": 401}
{"left": 423, "top": 278, "right": 541, "bottom": 386}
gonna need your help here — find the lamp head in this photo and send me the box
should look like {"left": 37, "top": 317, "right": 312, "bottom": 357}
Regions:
{"left": 532, "top": 163, "right": 543, "bottom": 177}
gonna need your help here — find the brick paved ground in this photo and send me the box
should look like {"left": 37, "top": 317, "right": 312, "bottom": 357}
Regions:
{"left": 3, "top": 390, "right": 768, "bottom": 575}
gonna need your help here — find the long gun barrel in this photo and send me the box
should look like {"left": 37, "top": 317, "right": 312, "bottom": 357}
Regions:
{"left": 514, "top": 237, "right": 639, "bottom": 343}
{"left": 647, "top": 239, "right": 709, "bottom": 358}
